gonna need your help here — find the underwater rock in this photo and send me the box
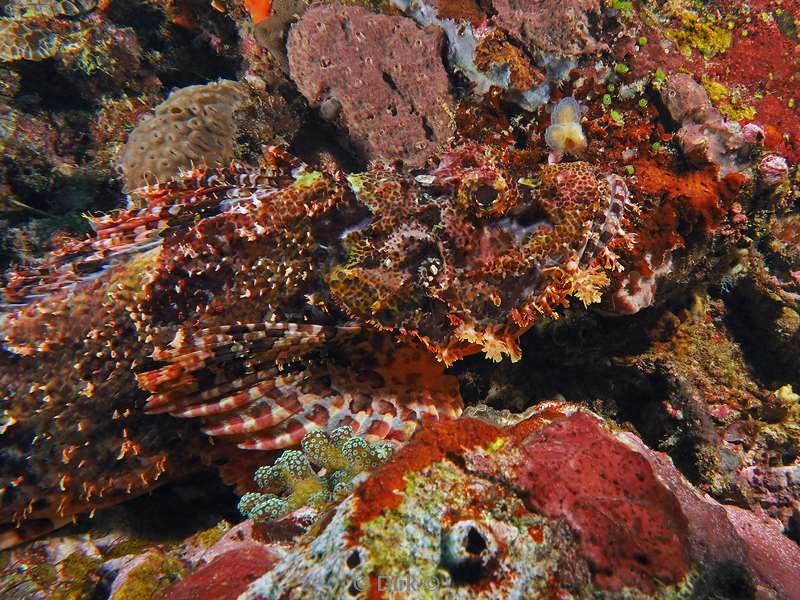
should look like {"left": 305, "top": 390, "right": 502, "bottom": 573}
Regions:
{"left": 392, "top": 0, "right": 574, "bottom": 110}
{"left": 491, "top": 0, "right": 603, "bottom": 57}
{"left": 618, "top": 294, "right": 800, "bottom": 532}
{"left": 159, "top": 545, "right": 279, "bottom": 600}
{"left": 239, "top": 404, "right": 800, "bottom": 599}
{"left": 107, "top": 548, "right": 187, "bottom": 600}
{"left": 0, "top": 479, "right": 278, "bottom": 599}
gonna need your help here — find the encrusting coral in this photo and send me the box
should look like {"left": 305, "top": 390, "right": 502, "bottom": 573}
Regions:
{"left": 238, "top": 426, "right": 393, "bottom": 522}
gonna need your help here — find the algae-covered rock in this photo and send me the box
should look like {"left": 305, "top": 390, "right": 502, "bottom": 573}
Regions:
{"left": 239, "top": 405, "right": 800, "bottom": 599}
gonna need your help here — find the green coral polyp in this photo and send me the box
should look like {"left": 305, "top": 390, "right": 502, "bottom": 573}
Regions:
{"left": 238, "top": 494, "right": 290, "bottom": 521}
{"left": 253, "top": 465, "right": 288, "bottom": 491}
{"left": 302, "top": 428, "right": 344, "bottom": 469}
{"left": 238, "top": 426, "right": 394, "bottom": 523}
{"left": 276, "top": 450, "right": 316, "bottom": 480}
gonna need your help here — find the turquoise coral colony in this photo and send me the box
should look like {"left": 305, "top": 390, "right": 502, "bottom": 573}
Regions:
{"left": 0, "top": 0, "right": 799, "bottom": 598}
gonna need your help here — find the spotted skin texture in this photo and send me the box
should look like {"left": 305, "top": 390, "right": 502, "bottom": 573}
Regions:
{"left": 332, "top": 148, "right": 634, "bottom": 363}
{"left": 0, "top": 146, "right": 632, "bottom": 547}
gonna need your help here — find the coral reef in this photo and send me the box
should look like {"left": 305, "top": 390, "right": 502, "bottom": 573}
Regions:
{"left": 0, "top": 0, "right": 798, "bottom": 597}
{"left": 238, "top": 405, "right": 800, "bottom": 599}
{"left": 0, "top": 0, "right": 98, "bottom": 62}
{"left": 393, "top": 0, "right": 605, "bottom": 110}
{"left": 0, "top": 0, "right": 243, "bottom": 270}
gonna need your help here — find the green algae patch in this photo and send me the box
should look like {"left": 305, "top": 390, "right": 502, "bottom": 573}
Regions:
{"left": 103, "top": 537, "right": 160, "bottom": 561}
{"left": 485, "top": 436, "right": 508, "bottom": 453}
{"left": 28, "top": 562, "right": 58, "bottom": 588}
{"left": 49, "top": 551, "right": 103, "bottom": 600}
{"left": 195, "top": 520, "right": 232, "bottom": 548}
{"left": 61, "top": 551, "right": 102, "bottom": 581}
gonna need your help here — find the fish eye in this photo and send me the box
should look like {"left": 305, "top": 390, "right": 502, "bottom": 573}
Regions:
{"left": 474, "top": 184, "right": 499, "bottom": 210}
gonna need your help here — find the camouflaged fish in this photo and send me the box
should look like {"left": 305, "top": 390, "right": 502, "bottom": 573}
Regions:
{"left": 0, "top": 145, "right": 634, "bottom": 547}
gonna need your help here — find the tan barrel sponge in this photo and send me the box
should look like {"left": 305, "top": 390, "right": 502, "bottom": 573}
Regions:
{"left": 120, "top": 80, "right": 245, "bottom": 191}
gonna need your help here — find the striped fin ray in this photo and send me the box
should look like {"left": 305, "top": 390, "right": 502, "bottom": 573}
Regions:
{"left": 200, "top": 375, "right": 321, "bottom": 435}
{"left": 235, "top": 373, "right": 463, "bottom": 451}
{"left": 577, "top": 174, "right": 633, "bottom": 269}
{"left": 137, "top": 324, "right": 463, "bottom": 453}
{"left": 2, "top": 181, "right": 232, "bottom": 309}
{"left": 232, "top": 339, "right": 466, "bottom": 451}
{"left": 215, "top": 388, "right": 348, "bottom": 448}
{"left": 138, "top": 322, "right": 342, "bottom": 414}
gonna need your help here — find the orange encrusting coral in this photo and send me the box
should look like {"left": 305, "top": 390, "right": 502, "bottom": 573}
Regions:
{"left": 352, "top": 404, "right": 580, "bottom": 527}
{"left": 353, "top": 417, "right": 505, "bottom": 526}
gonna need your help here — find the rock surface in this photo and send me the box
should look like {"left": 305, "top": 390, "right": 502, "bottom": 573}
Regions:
{"left": 238, "top": 404, "right": 800, "bottom": 599}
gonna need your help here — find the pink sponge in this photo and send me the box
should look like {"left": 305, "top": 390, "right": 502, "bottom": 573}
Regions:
{"left": 287, "top": 4, "right": 454, "bottom": 167}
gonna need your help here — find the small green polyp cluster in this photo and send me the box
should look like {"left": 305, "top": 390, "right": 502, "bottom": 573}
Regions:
{"left": 238, "top": 426, "right": 394, "bottom": 522}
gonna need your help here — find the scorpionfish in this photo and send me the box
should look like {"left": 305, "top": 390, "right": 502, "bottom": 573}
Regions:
{"left": 0, "top": 144, "right": 634, "bottom": 547}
